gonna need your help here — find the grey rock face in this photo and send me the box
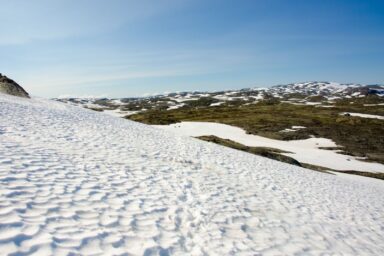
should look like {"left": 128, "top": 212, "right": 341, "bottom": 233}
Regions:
{"left": 0, "top": 73, "right": 30, "bottom": 98}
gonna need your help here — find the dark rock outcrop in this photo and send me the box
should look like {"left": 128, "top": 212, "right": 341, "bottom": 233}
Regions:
{"left": 0, "top": 73, "right": 30, "bottom": 98}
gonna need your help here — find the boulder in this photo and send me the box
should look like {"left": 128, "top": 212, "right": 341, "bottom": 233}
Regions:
{"left": 0, "top": 73, "right": 30, "bottom": 98}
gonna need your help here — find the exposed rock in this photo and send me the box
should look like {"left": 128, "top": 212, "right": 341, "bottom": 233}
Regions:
{"left": 0, "top": 73, "right": 30, "bottom": 98}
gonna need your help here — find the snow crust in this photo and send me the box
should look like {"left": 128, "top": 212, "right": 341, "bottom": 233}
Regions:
{"left": 1, "top": 93, "right": 384, "bottom": 255}
{"left": 154, "top": 122, "right": 384, "bottom": 173}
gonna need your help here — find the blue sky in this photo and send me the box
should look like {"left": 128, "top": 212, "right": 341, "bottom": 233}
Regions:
{"left": 1, "top": 0, "right": 383, "bottom": 98}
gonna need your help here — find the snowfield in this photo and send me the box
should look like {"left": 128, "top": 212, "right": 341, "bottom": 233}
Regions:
{"left": 1, "top": 93, "right": 384, "bottom": 255}
{"left": 154, "top": 122, "right": 384, "bottom": 173}
{"left": 341, "top": 112, "right": 384, "bottom": 120}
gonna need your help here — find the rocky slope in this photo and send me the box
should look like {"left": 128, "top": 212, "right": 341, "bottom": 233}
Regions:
{"left": 0, "top": 73, "right": 29, "bottom": 98}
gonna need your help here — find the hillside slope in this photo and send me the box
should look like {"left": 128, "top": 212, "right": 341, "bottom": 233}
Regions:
{"left": 1, "top": 93, "right": 384, "bottom": 255}
{"left": 0, "top": 74, "right": 29, "bottom": 98}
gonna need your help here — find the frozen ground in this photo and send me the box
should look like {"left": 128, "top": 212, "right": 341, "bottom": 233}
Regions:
{"left": 154, "top": 122, "right": 384, "bottom": 173}
{"left": 1, "top": 93, "right": 384, "bottom": 255}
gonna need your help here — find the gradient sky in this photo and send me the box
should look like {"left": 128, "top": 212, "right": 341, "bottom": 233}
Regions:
{"left": 1, "top": 0, "right": 383, "bottom": 98}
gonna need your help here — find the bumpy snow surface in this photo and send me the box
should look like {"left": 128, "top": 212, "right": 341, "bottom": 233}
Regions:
{"left": 1, "top": 94, "right": 384, "bottom": 255}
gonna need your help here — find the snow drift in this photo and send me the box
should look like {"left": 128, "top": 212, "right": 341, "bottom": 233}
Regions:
{"left": 0, "top": 93, "right": 384, "bottom": 255}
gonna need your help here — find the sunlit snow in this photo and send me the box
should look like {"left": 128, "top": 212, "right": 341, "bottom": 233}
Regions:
{"left": 1, "top": 93, "right": 384, "bottom": 255}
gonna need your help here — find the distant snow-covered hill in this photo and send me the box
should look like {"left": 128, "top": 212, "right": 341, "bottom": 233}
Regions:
{"left": 1, "top": 92, "right": 384, "bottom": 255}
{"left": 54, "top": 81, "right": 384, "bottom": 118}
{"left": 269, "top": 81, "right": 384, "bottom": 97}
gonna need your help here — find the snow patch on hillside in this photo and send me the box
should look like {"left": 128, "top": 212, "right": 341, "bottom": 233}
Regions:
{"left": 341, "top": 112, "right": 384, "bottom": 120}
{"left": 154, "top": 122, "right": 384, "bottom": 173}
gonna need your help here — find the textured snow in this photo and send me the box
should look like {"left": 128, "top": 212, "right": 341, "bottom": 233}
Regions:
{"left": 102, "top": 109, "right": 139, "bottom": 118}
{"left": 1, "top": 93, "right": 384, "bottom": 255}
{"left": 155, "top": 122, "right": 384, "bottom": 173}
